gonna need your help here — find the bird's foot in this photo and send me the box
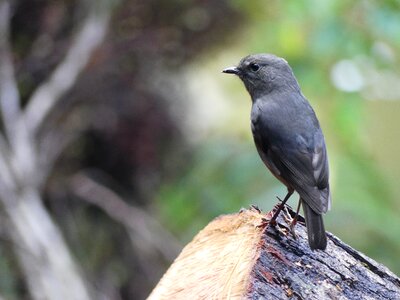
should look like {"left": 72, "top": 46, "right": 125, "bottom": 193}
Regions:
{"left": 256, "top": 208, "right": 277, "bottom": 229}
{"left": 282, "top": 205, "right": 293, "bottom": 223}
{"left": 269, "top": 202, "right": 284, "bottom": 226}
{"left": 256, "top": 209, "right": 293, "bottom": 239}
{"left": 289, "top": 220, "right": 297, "bottom": 239}
{"left": 283, "top": 206, "right": 297, "bottom": 239}
{"left": 282, "top": 206, "right": 298, "bottom": 239}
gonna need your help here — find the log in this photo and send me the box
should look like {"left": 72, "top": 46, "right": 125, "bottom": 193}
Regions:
{"left": 147, "top": 206, "right": 400, "bottom": 299}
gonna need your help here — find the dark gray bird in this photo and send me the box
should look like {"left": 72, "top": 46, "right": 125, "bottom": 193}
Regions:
{"left": 223, "top": 54, "right": 331, "bottom": 250}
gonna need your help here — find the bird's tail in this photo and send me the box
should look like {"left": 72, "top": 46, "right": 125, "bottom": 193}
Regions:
{"left": 302, "top": 200, "right": 327, "bottom": 250}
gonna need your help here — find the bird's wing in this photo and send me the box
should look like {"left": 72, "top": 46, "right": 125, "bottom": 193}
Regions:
{"left": 268, "top": 132, "right": 330, "bottom": 214}
{"left": 251, "top": 95, "right": 331, "bottom": 214}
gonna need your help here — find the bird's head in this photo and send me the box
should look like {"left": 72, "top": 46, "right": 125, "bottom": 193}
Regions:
{"left": 223, "top": 53, "right": 300, "bottom": 98}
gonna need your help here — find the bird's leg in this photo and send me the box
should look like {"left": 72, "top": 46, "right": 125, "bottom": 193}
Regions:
{"left": 269, "top": 189, "right": 294, "bottom": 226}
{"left": 289, "top": 199, "right": 301, "bottom": 239}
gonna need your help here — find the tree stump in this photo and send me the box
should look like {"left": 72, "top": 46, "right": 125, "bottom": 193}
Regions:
{"left": 147, "top": 207, "right": 400, "bottom": 299}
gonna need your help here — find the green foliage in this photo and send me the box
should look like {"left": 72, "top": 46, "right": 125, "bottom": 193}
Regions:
{"left": 158, "top": 0, "right": 400, "bottom": 276}
{"left": 157, "top": 139, "right": 281, "bottom": 241}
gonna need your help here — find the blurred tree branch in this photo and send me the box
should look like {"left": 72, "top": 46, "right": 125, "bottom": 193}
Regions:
{"left": 70, "top": 172, "right": 181, "bottom": 262}
{"left": 0, "top": 1, "right": 21, "bottom": 141}
{"left": 0, "top": 1, "right": 113, "bottom": 299}
{"left": 0, "top": 0, "right": 246, "bottom": 297}
{"left": 24, "top": 9, "right": 110, "bottom": 137}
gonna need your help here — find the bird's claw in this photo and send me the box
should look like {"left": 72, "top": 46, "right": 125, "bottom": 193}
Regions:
{"left": 289, "top": 221, "right": 297, "bottom": 239}
{"left": 283, "top": 206, "right": 298, "bottom": 239}
{"left": 283, "top": 206, "right": 293, "bottom": 223}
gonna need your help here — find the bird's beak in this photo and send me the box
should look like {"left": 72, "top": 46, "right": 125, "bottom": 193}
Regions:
{"left": 222, "top": 66, "right": 240, "bottom": 75}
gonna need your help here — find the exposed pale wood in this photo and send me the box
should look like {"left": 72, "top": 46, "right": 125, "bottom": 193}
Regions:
{"left": 148, "top": 209, "right": 266, "bottom": 299}
{"left": 148, "top": 207, "right": 400, "bottom": 300}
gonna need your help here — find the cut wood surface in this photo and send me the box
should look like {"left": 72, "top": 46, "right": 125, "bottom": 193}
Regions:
{"left": 147, "top": 206, "right": 400, "bottom": 300}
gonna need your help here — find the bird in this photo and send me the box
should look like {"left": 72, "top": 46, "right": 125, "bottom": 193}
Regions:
{"left": 223, "top": 53, "right": 331, "bottom": 250}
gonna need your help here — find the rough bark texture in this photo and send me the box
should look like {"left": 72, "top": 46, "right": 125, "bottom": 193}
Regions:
{"left": 148, "top": 207, "right": 400, "bottom": 300}
{"left": 247, "top": 208, "right": 400, "bottom": 299}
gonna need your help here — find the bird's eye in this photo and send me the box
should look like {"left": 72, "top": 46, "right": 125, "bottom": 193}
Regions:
{"left": 249, "top": 63, "right": 260, "bottom": 72}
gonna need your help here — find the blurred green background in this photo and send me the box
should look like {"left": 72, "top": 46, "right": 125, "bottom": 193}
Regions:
{"left": 1, "top": 0, "right": 400, "bottom": 299}
{"left": 156, "top": 0, "right": 400, "bottom": 283}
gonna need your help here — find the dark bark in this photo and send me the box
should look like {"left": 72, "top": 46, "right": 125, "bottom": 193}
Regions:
{"left": 148, "top": 207, "right": 400, "bottom": 300}
{"left": 247, "top": 207, "right": 400, "bottom": 299}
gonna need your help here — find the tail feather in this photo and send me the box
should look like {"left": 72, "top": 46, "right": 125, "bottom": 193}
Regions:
{"left": 302, "top": 200, "right": 327, "bottom": 250}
